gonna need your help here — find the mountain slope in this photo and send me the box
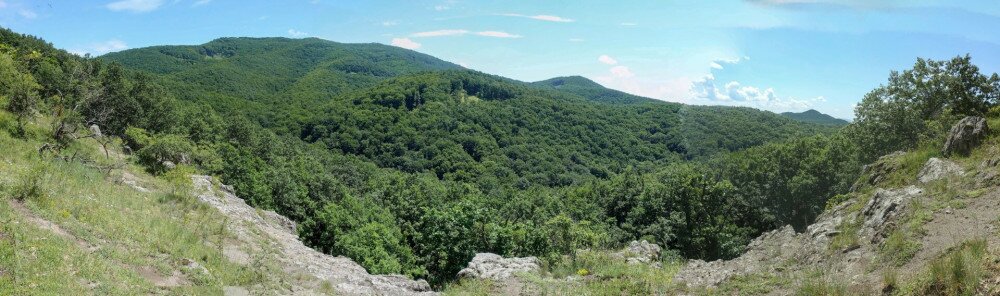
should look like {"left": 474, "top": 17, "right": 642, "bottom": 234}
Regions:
{"left": 781, "top": 109, "right": 849, "bottom": 126}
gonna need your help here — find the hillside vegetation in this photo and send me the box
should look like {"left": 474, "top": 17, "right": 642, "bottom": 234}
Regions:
{"left": 3, "top": 24, "right": 1000, "bottom": 295}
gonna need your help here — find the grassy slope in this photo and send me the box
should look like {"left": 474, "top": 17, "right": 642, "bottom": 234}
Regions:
{"left": 0, "top": 112, "right": 290, "bottom": 295}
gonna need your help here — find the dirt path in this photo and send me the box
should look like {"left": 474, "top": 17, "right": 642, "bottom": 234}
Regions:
{"left": 8, "top": 199, "right": 98, "bottom": 253}
{"left": 904, "top": 190, "right": 1000, "bottom": 274}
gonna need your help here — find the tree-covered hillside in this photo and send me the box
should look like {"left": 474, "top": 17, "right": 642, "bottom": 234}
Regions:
{"left": 781, "top": 109, "right": 849, "bottom": 126}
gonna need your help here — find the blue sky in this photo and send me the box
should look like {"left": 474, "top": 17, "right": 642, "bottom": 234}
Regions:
{"left": 3, "top": 0, "right": 1000, "bottom": 119}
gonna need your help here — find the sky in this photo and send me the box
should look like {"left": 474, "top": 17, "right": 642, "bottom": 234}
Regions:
{"left": 3, "top": 1, "right": 1000, "bottom": 119}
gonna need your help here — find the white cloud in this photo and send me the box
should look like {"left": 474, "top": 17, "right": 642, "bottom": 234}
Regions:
{"left": 411, "top": 30, "right": 521, "bottom": 39}
{"left": 18, "top": 9, "right": 35, "bottom": 19}
{"left": 690, "top": 74, "right": 817, "bottom": 111}
{"left": 412, "top": 29, "right": 468, "bottom": 37}
{"left": 610, "top": 66, "right": 634, "bottom": 78}
{"left": 390, "top": 38, "right": 421, "bottom": 50}
{"left": 598, "top": 55, "right": 618, "bottom": 65}
{"left": 106, "top": 0, "right": 164, "bottom": 13}
{"left": 619, "top": 22, "right": 638, "bottom": 26}
{"left": 382, "top": 20, "right": 398, "bottom": 27}
{"left": 288, "top": 29, "right": 308, "bottom": 38}
{"left": 434, "top": 5, "right": 449, "bottom": 11}
{"left": 709, "top": 62, "right": 723, "bottom": 69}
{"left": 500, "top": 13, "right": 574, "bottom": 23}
{"left": 569, "top": 38, "right": 585, "bottom": 42}
{"left": 192, "top": 0, "right": 211, "bottom": 7}
{"left": 475, "top": 31, "right": 522, "bottom": 38}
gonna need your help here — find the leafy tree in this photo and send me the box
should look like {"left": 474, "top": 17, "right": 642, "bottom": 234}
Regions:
{"left": 0, "top": 52, "right": 41, "bottom": 133}
{"left": 850, "top": 55, "right": 1000, "bottom": 161}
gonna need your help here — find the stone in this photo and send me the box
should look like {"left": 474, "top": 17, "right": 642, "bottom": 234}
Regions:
{"left": 89, "top": 124, "right": 102, "bottom": 138}
{"left": 917, "top": 158, "right": 964, "bottom": 183}
{"left": 163, "top": 161, "right": 176, "bottom": 170}
{"left": 943, "top": 116, "right": 989, "bottom": 156}
{"left": 614, "top": 240, "right": 662, "bottom": 265}
{"left": 457, "top": 253, "right": 540, "bottom": 281}
{"left": 860, "top": 186, "right": 922, "bottom": 243}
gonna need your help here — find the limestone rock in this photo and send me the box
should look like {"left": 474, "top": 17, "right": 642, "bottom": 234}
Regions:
{"left": 943, "top": 116, "right": 988, "bottom": 156}
{"left": 89, "top": 124, "right": 102, "bottom": 137}
{"left": 860, "top": 186, "right": 922, "bottom": 243}
{"left": 614, "top": 240, "right": 662, "bottom": 265}
{"left": 457, "top": 253, "right": 540, "bottom": 281}
{"left": 917, "top": 158, "right": 964, "bottom": 184}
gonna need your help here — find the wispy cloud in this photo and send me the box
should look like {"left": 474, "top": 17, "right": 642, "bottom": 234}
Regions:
{"left": 381, "top": 20, "right": 398, "bottom": 27}
{"left": 434, "top": 5, "right": 450, "bottom": 11}
{"left": 192, "top": 0, "right": 211, "bottom": 7}
{"left": 619, "top": 22, "right": 638, "bottom": 26}
{"left": 390, "top": 38, "right": 421, "bottom": 50}
{"left": 106, "top": 0, "right": 164, "bottom": 13}
{"left": 569, "top": 38, "right": 585, "bottom": 42}
{"left": 288, "top": 29, "right": 308, "bottom": 38}
{"left": 412, "top": 29, "right": 469, "bottom": 37}
{"left": 745, "top": 0, "right": 898, "bottom": 9}
{"left": 411, "top": 29, "right": 521, "bottom": 39}
{"left": 475, "top": 31, "right": 522, "bottom": 38}
{"left": 18, "top": 9, "right": 36, "bottom": 19}
{"left": 598, "top": 55, "right": 618, "bottom": 65}
{"left": 500, "top": 13, "right": 574, "bottom": 23}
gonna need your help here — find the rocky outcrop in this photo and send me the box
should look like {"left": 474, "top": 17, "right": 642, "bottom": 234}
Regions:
{"left": 851, "top": 151, "right": 905, "bottom": 191}
{"left": 943, "top": 116, "right": 988, "bottom": 156}
{"left": 917, "top": 158, "right": 964, "bottom": 184}
{"left": 860, "top": 186, "right": 922, "bottom": 243}
{"left": 191, "top": 175, "right": 435, "bottom": 295}
{"left": 457, "top": 253, "right": 540, "bottom": 281}
{"left": 613, "top": 240, "right": 662, "bottom": 265}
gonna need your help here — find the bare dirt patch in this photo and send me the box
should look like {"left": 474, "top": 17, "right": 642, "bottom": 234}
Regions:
{"left": 8, "top": 199, "right": 98, "bottom": 252}
{"left": 134, "top": 265, "right": 188, "bottom": 288}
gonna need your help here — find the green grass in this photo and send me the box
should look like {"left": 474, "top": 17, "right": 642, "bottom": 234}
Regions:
{"left": 896, "top": 239, "right": 994, "bottom": 296}
{"left": 0, "top": 116, "right": 290, "bottom": 295}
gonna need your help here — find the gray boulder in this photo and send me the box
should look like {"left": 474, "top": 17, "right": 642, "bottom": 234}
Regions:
{"left": 943, "top": 116, "right": 988, "bottom": 156}
{"left": 860, "top": 186, "right": 922, "bottom": 243}
{"left": 615, "top": 240, "right": 662, "bottom": 265}
{"left": 917, "top": 158, "right": 964, "bottom": 183}
{"left": 457, "top": 253, "right": 540, "bottom": 281}
{"left": 89, "top": 124, "right": 103, "bottom": 138}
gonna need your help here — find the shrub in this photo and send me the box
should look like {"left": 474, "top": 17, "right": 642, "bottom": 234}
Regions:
{"left": 12, "top": 164, "right": 48, "bottom": 201}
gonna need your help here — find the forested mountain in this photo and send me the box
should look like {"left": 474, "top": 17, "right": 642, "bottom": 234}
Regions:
{"left": 781, "top": 109, "right": 849, "bottom": 126}
{"left": 20, "top": 27, "right": 998, "bottom": 291}
{"left": 530, "top": 75, "right": 654, "bottom": 104}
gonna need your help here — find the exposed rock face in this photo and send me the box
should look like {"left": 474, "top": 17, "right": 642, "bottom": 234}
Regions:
{"left": 860, "top": 186, "right": 922, "bottom": 243}
{"left": 943, "top": 116, "right": 988, "bottom": 156}
{"left": 191, "top": 175, "right": 435, "bottom": 295}
{"left": 614, "top": 240, "right": 662, "bottom": 265}
{"left": 917, "top": 158, "right": 964, "bottom": 184}
{"left": 851, "top": 151, "right": 905, "bottom": 191}
{"left": 457, "top": 253, "right": 540, "bottom": 281}
{"left": 675, "top": 186, "right": 922, "bottom": 289}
